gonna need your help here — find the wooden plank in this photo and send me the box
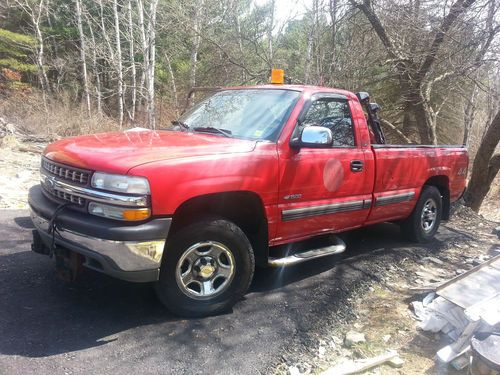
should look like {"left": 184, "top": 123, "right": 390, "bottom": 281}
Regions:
{"left": 321, "top": 350, "right": 403, "bottom": 375}
{"left": 465, "top": 292, "right": 500, "bottom": 326}
{"left": 437, "top": 256, "right": 500, "bottom": 309}
{"left": 437, "top": 255, "right": 500, "bottom": 291}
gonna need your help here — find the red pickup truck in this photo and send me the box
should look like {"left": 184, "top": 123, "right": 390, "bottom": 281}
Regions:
{"left": 29, "top": 84, "right": 468, "bottom": 317}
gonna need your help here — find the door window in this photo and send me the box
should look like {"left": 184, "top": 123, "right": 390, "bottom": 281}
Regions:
{"left": 299, "top": 98, "right": 355, "bottom": 147}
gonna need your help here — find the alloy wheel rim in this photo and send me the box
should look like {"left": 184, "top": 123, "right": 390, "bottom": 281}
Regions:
{"left": 175, "top": 241, "right": 235, "bottom": 300}
{"left": 421, "top": 198, "right": 437, "bottom": 232}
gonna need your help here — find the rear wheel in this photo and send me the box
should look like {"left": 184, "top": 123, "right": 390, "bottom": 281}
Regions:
{"left": 155, "top": 218, "right": 255, "bottom": 318}
{"left": 401, "top": 186, "right": 442, "bottom": 243}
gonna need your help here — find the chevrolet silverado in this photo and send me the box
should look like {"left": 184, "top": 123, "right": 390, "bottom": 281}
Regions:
{"left": 29, "top": 82, "right": 468, "bottom": 317}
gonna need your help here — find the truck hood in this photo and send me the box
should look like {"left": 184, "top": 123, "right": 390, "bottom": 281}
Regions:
{"left": 44, "top": 128, "right": 257, "bottom": 174}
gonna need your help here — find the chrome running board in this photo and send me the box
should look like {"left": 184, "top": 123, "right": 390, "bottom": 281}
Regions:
{"left": 268, "top": 236, "right": 346, "bottom": 267}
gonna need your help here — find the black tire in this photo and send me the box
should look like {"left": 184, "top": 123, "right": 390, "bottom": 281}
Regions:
{"left": 401, "top": 186, "right": 442, "bottom": 243}
{"left": 154, "top": 218, "right": 255, "bottom": 318}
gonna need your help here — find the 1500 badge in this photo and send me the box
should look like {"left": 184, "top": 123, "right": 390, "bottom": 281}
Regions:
{"left": 284, "top": 194, "right": 302, "bottom": 200}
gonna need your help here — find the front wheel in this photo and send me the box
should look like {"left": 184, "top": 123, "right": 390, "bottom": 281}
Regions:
{"left": 155, "top": 218, "right": 255, "bottom": 318}
{"left": 401, "top": 186, "right": 442, "bottom": 243}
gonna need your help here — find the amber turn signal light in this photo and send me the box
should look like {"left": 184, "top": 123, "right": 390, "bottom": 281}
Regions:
{"left": 122, "top": 208, "right": 151, "bottom": 221}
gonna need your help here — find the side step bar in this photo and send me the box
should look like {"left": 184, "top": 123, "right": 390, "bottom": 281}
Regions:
{"left": 268, "top": 236, "right": 346, "bottom": 267}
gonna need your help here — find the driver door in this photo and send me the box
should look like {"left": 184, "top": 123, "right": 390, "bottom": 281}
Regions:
{"left": 276, "top": 94, "right": 373, "bottom": 242}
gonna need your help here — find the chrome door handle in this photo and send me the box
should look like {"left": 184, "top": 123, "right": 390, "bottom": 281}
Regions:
{"left": 350, "top": 160, "right": 364, "bottom": 172}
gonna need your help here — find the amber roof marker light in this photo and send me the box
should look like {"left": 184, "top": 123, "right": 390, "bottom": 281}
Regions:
{"left": 270, "top": 68, "right": 285, "bottom": 84}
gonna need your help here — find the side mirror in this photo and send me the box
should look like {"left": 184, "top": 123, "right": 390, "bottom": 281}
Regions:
{"left": 292, "top": 126, "right": 333, "bottom": 148}
{"left": 356, "top": 91, "right": 370, "bottom": 104}
{"left": 369, "top": 103, "right": 381, "bottom": 113}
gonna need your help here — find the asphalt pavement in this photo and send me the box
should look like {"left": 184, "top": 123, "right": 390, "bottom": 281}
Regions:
{"left": 0, "top": 209, "right": 466, "bottom": 375}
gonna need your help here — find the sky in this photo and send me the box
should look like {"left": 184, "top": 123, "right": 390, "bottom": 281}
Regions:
{"left": 254, "top": 0, "right": 308, "bottom": 29}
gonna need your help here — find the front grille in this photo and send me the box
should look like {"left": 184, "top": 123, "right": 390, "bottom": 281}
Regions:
{"left": 47, "top": 189, "right": 86, "bottom": 206}
{"left": 42, "top": 158, "right": 90, "bottom": 185}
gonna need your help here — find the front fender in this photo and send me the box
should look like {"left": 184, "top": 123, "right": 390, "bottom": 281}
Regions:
{"left": 127, "top": 143, "right": 279, "bottom": 217}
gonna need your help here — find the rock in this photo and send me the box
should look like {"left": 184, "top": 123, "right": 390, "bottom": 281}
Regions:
{"left": 6, "top": 123, "right": 16, "bottom": 134}
{"left": 318, "top": 346, "right": 326, "bottom": 358}
{"left": 331, "top": 335, "right": 343, "bottom": 346}
{"left": 344, "top": 331, "right": 366, "bottom": 347}
{"left": 289, "top": 363, "right": 311, "bottom": 375}
{"left": 353, "top": 322, "right": 363, "bottom": 330}
{"left": 422, "top": 256, "right": 444, "bottom": 265}
{"left": 16, "top": 170, "right": 32, "bottom": 181}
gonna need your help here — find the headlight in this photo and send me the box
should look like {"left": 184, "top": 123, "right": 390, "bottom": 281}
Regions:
{"left": 91, "top": 172, "right": 150, "bottom": 194}
{"left": 88, "top": 202, "right": 151, "bottom": 221}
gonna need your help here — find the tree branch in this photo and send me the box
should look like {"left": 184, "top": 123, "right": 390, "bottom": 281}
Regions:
{"left": 417, "top": 0, "right": 477, "bottom": 79}
{"left": 380, "top": 118, "right": 412, "bottom": 144}
{"left": 347, "top": 0, "right": 401, "bottom": 61}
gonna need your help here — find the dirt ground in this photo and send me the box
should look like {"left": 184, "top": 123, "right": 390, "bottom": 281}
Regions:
{"left": 274, "top": 206, "right": 499, "bottom": 375}
{"left": 0, "top": 139, "right": 43, "bottom": 209}
{"left": 0, "top": 140, "right": 499, "bottom": 375}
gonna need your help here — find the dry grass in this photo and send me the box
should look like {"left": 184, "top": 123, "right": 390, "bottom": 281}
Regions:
{"left": 0, "top": 90, "right": 125, "bottom": 137}
{"left": 0, "top": 89, "right": 181, "bottom": 137}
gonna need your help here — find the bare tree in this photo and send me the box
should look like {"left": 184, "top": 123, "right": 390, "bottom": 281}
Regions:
{"left": 113, "top": 0, "right": 124, "bottom": 128}
{"left": 75, "top": 0, "right": 91, "bottom": 116}
{"left": 14, "top": 0, "right": 51, "bottom": 106}
{"left": 189, "top": 0, "right": 205, "bottom": 94}
{"left": 127, "top": 0, "right": 137, "bottom": 120}
{"left": 146, "top": 0, "right": 158, "bottom": 128}
{"left": 86, "top": 19, "right": 103, "bottom": 115}
{"left": 164, "top": 52, "right": 179, "bottom": 117}
{"left": 350, "top": 0, "right": 486, "bottom": 144}
{"left": 464, "top": 109, "right": 500, "bottom": 211}
{"left": 136, "top": 0, "right": 158, "bottom": 127}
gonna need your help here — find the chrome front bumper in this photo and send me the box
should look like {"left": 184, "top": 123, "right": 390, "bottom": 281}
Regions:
{"left": 30, "top": 207, "right": 169, "bottom": 282}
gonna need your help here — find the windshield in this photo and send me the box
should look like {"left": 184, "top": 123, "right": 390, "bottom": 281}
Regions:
{"left": 178, "top": 89, "right": 301, "bottom": 141}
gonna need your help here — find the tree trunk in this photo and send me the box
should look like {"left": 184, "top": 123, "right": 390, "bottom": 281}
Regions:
{"left": 75, "top": 0, "right": 91, "bottom": 116}
{"left": 234, "top": 9, "right": 245, "bottom": 82}
{"left": 328, "top": 0, "right": 338, "bottom": 79}
{"left": 29, "top": 0, "right": 51, "bottom": 104}
{"left": 98, "top": 0, "right": 115, "bottom": 112}
{"left": 137, "top": 0, "right": 149, "bottom": 115}
{"left": 113, "top": 0, "right": 124, "bottom": 128}
{"left": 146, "top": 0, "right": 158, "bottom": 129}
{"left": 127, "top": 0, "right": 137, "bottom": 121}
{"left": 267, "top": 0, "right": 275, "bottom": 66}
{"left": 304, "top": 18, "right": 314, "bottom": 84}
{"left": 87, "top": 21, "right": 102, "bottom": 115}
{"left": 165, "top": 52, "right": 179, "bottom": 117}
{"left": 463, "top": 109, "right": 500, "bottom": 212}
{"left": 410, "top": 92, "right": 437, "bottom": 145}
{"left": 462, "top": 84, "right": 478, "bottom": 146}
{"left": 188, "top": 0, "right": 204, "bottom": 105}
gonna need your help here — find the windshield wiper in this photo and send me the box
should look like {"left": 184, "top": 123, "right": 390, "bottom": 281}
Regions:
{"left": 171, "top": 120, "right": 190, "bottom": 130}
{"left": 192, "top": 126, "right": 232, "bottom": 138}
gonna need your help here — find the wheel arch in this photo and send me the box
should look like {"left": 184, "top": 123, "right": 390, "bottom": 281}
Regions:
{"left": 423, "top": 175, "right": 450, "bottom": 220}
{"left": 169, "top": 191, "right": 269, "bottom": 266}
